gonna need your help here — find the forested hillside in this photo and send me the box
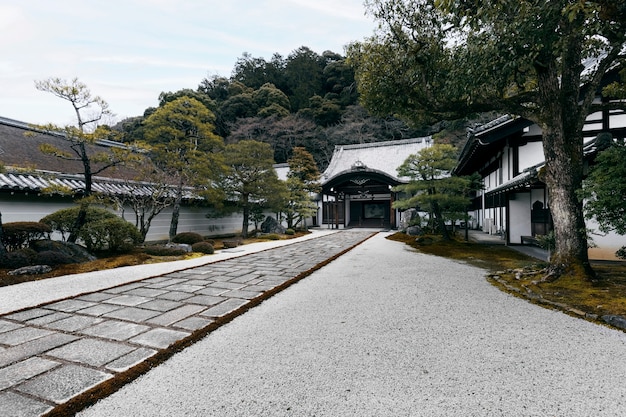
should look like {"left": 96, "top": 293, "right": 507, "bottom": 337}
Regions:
{"left": 115, "top": 46, "right": 472, "bottom": 170}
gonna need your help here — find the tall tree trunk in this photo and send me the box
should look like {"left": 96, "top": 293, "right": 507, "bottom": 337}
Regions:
{"left": 68, "top": 143, "right": 94, "bottom": 244}
{"left": 0, "top": 212, "right": 6, "bottom": 255}
{"left": 241, "top": 194, "right": 250, "bottom": 238}
{"left": 537, "top": 56, "right": 594, "bottom": 280}
{"left": 68, "top": 202, "right": 88, "bottom": 243}
{"left": 431, "top": 201, "right": 450, "bottom": 241}
{"left": 169, "top": 182, "right": 184, "bottom": 242}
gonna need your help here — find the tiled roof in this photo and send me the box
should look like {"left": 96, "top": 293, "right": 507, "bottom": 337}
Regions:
{"left": 0, "top": 169, "right": 198, "bottom": 200}
{"left": 0, "top": 116, "right": 139, "bottom": 179}
{"left": 322, "top": 137, "right": 432, "bottom": 184}
{"left": 0, "top": 116, "right": 195, "bottom": 199}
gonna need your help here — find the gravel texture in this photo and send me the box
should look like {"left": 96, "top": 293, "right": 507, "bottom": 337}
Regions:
{"left": 78, "top": 232, "right": 626, "bottom": 417}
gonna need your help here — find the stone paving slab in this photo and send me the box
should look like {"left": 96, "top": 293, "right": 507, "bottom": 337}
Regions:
{"left": 0, "top": 230, "right": 372, "bottom": 416}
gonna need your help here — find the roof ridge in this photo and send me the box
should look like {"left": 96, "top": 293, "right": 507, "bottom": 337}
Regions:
{"left": 335, "top": 137, "right": 431, "bottom": 151}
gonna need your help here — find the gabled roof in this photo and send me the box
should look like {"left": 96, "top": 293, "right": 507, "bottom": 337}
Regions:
{"left": 322, "top": 137, "right": 432, "bottom": 185}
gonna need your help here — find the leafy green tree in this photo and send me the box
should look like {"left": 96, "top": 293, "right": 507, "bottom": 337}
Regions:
{"left": 394, "top": 144, "right": 473, "bottom": 240}
{"left": 580, "top": 141, "right": 626, "bottom": 257}
{"left": 284, "top": 47, "right": 325, "bottom": 112}
{"left": 283, "top": 147, "right": 321, "bottom": 229}
{"left": 253, "top": 83, "right": 291, "bottom": 117}
{"left": 349, "top": 0, "right": 626, "bottom": 279}
{"left": 143, "top": 96, "right": 225, "bottom": 240}
{"left": 322, "top": 54, "right": 359, "bottom": 107}
{"left": 33, "top": 77, "right": 139, "bottom": 243}
{"left": 300, "top": 95, "right": 342, "bottom": 127}
{"left": 158, "top": 88, "right": 216, "bottom": 112}
{"left": 221, "top": 140, "right": 282, "bottom": 238}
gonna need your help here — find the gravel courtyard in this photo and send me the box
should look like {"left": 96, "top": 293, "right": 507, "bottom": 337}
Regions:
{"left": 78, "top": 232, "right": 626, "bottom": 417}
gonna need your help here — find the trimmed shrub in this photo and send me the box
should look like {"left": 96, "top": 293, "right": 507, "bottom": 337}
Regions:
{"left": 1, "top": 222, "right": 52, "bottom": 251}
{"left": 35, "top": 250, "right": 75, "bottom": 266}
{"left": 191, "top": 241, "right": 214, "bottom": 254}
{"left": 41, "top": 206, "right": 116, "bottom": 241}
{"left": 285, "top": 228, "right": 295, "bottom": 236}
{"left": 172, "top": 232, "right": 204, "bottom": 245}
{"left": 142, "top": 245, "right": 187, "bottom": 256}
{"left": 79, "top": 218, "right": 142, "bottom": 252}
{"left": 0, "top": 248, "right": 37, "bottom": 269}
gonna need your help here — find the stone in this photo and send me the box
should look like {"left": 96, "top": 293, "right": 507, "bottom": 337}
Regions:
{"left": 260, "top": 216, "right": 286, "bottom": 234}
{"left": 602, "top": 315, "right": 626, "bottom": 330}
{"left": 415, "top": 236, "right": 434, "bottom": 245}
{"left": 165, "top": 243, "right": 192, "bottom": 253}
{"left": 7, "top": 265, "right": 52, "bottom": 276}
{"left": 406, "top": 225, "right": 423, "bottom": 236}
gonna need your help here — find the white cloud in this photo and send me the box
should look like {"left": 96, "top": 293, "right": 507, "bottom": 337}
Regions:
{"left": 0, "top": 0, "right": 375, "bottom": 126}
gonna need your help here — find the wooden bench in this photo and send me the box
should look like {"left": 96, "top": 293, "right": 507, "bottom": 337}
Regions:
{"left": 521, "top": 235, "right": 540, "bottom": 246}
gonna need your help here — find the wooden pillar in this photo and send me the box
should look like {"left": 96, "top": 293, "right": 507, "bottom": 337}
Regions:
{"left": 390, "top": 192, "right": 395, "bottom": 229}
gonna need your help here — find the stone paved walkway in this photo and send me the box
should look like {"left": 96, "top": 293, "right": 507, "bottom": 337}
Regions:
{"left": 0, "top": 230, "right": 374, "bottom": 417}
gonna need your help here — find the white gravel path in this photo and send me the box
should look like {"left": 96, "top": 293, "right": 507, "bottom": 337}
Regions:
{"left": 78, "top": 232, "right": 626, "bottom": 416}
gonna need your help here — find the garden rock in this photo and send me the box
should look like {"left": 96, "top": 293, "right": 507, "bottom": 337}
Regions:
{"left": 165, "top": 243, "right": 192, "bottom": 253}
{"left": 8, "top": 265, "right": 52, "bottom": 276}
{"left": 415, "top": 236, "right": 434, "bottom": 245}
{"left": 602, "top": 315, "right": 626, "bottom": 330}
{"left": 261, "top": 217, "right": 286, "bottom": 234}
{"left": 29, "top": 240, "right": 96, "bottom": 263}
{"left": 406, "top": 226, "right": 423, "bottom": 236}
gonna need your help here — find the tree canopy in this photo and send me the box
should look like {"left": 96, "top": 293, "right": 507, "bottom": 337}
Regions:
{"left": 581, "top": 140, "right": 626, "bottom": 236}
{"left": 283, "top": 147, "right": 321, "bottom": 229}
{"left": 34, "top": 77, "right": 140, "bottom": 243}
{"left": 394, "top": 144, "right": 476, "bottom": 240}
{"left": 221, "top": 140, "right": 282, "bottom": 238}
{"left": 349, "top": 0, "right": 626, "bottom": 279}
{"left": 143, "top": 96, "right": 225, "bottom": 239}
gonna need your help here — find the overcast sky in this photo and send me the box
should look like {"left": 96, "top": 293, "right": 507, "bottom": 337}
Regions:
{"left": 0, "top": 0, "right": 376, "bottom": 127}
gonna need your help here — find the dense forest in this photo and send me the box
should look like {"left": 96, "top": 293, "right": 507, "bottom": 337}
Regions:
{"left": 115, "top": 46, "right": 472, "bottom": 171}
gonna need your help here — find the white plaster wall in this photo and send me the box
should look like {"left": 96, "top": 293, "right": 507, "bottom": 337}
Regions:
{"left": 502, "top": 148, "right": 510, "bottom": 182}
{"left": 518, "top": 141, "right": 544, "bottom": 171}
{"left": 118, "top": 206, "right": 243, "bottom": 242}
{"left": 508, "top": 192, "right": 532, "bottom": 244}
{"left": 610, "top": 112, "right": 626, "bottom": 129}
{"left": 0, "top": 194, "right": 245, "bottom": 243}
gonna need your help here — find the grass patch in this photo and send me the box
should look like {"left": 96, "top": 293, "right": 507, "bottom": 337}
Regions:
{"left": 388, "top": 232, "right": 626, "bottom": 320}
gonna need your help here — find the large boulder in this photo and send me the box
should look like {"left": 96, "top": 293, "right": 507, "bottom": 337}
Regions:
{"left": 260, "top": 216, "right": 286, "bottom": 234}
{"left": 29, "top": 240, "right": 97, "bottom": 263}
{"left": 406, "top": 226, "right": 423, "bottom": 236}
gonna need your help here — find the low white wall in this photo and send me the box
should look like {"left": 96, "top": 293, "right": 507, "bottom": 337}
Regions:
{"left": 0, "top": 193, "right": 244, "bottom": 242}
